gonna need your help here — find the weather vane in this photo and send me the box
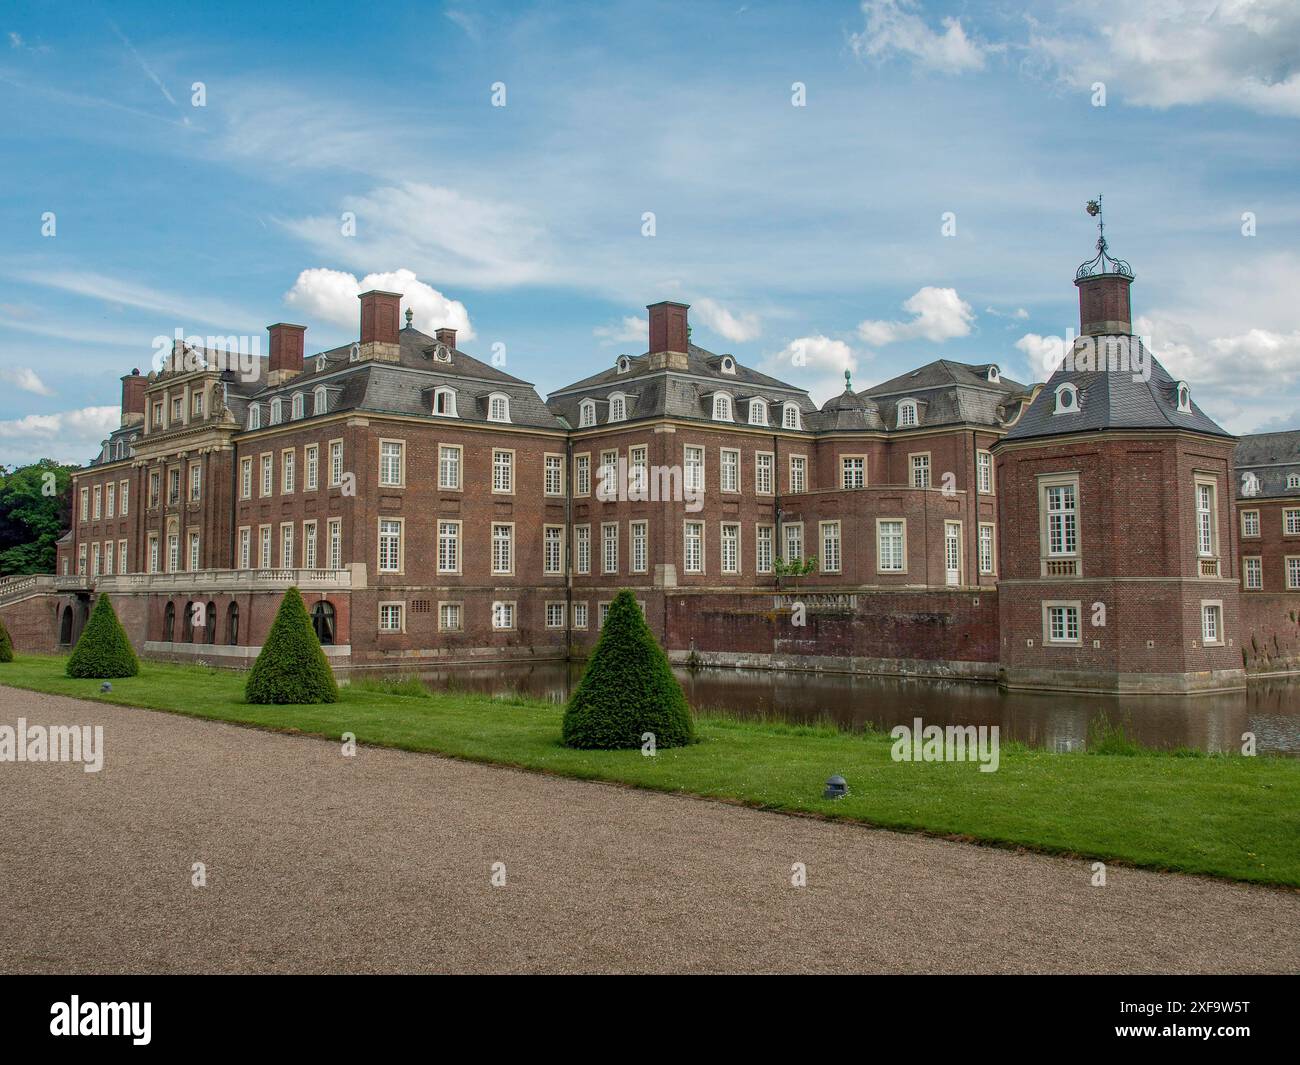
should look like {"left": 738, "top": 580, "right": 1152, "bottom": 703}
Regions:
{"left": 1076, "top": 194, "right": 1133, "bottom": 280}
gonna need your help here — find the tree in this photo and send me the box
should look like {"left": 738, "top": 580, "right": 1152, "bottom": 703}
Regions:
{"left": 66, "top": 594, "right": 139, "bottom": 678}
{"left": 774, "top": 554, "right": 818, "bottom": 593}
{"left": 0, "top": 615, "right": 13, "bottom": 663}
{"left": 0, "top": 459, "right": 75, "bottom": 575}
{"left": 562, "top": 590, "right": 694, "bottom": 749}
{"left": 245, "top": 587, "right": 339, "bottom": 704}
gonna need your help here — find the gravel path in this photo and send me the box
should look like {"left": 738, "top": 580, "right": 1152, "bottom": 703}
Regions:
{"left": 0, "top": 685, "right": 1297, "bottom": 974}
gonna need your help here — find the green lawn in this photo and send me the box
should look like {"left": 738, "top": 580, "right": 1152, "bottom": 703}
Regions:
{"left": 3, "top": 653, "right": 1299, "bottom": 888}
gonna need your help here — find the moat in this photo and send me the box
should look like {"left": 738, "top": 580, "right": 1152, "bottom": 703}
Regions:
{"left": 354, "top": 663, "right": 1300, "bottom": 756}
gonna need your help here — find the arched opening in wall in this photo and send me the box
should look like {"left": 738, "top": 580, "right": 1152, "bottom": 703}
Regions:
{"left": 182, "top": 600, "right": 195, "bottom": 642}
{"left": 59, "top": 605, "right": 73, "bottom": 645}
{"left": 312, "top": 601, "right": 336, "bottom": 645}
{"left": 163, "top": 602, "right": 176, "bottom": 643}
{"left": 226, "top": 602, "right": 239, "bottom": 645}
{"left": 206, "top": 602, "right": 217, "bottom": 644}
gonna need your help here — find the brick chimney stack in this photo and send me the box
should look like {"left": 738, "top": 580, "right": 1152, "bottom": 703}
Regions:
{"left": 434, "top": 326, "right": 457, "bottom": 349}
{"left": 647, "top": 301, "right": 690, "bottom": 371}
{"left": 358, "top": 290, "right": 403, "bottom": 362}
{"left": 1075, "top": 273, "right": 1133, "bottom": 337}
{"left": 120, "top": 368, "right": 146, "bottom": 427}
{"left": 267, "top": 323, "right": 307, "bottom": 386}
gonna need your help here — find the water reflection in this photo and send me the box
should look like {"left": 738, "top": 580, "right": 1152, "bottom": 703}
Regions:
{"left": 358, "top": 662, "right": 1300, "bottom": 756}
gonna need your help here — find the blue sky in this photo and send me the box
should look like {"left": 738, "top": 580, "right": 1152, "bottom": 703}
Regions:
{"left": 2, "top": 0, "right": 1298, "bottom": 464}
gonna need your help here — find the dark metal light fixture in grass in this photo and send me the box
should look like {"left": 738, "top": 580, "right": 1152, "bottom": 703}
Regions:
{"left": 100, "top": 682, "right": 112, "bottom": 693}
{"left": 824, "top": 774, "right": 848, "bottom": 800}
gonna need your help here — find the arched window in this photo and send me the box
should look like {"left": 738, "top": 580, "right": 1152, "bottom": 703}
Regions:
{"left": 579, "top": 400, "right": 596, "bottom": 427}
{"left": 1054, "top": 382, "right": 1080, "bottom": 414}
{"left": 269, "top": 398, "right": 283, "bottom": 425}
{"left": 617, "top": 356, "right": 630, "bottom": 374}
{"left": 608, "top": 393, "right": 627, "bottom": 422}
{"left": 226, "top": 602, "right": 239, "bottom": 645}
{"left": 247, "top": 405, "right": 261, "bottom": 430}
{"left": 312, "top": 601, "right": 336, "bottom": 645}
{"left": 314, "top": 387, "right": 327, "bottom": 415}
{"left": 182, "top": 600, "right": 195, "bottom": 642}
{"left": 987, "top": 365, "right": 1001, "bottom": 383}
{"left": 1175, "top": 381, "right": 1192, "bottom": 413}
{"left": 712, "top": 393, "right": 733, "bottom": 422}
{"left": 721, "top": 356, "right": 736, "bottom": 375}
{"left": 487, "top": 393, "right": 511, "bottom": 423}
{"left": 782, "top": 403, "right": 801, "bottom": 430}
{"left": 433, "top": 386, "right": 457, "bottom": 417}
{"left": 163, "top": 601, "right": 176, "bottom": 642}
{"left": 206, "top": 602, "right": 217, "bottom": 644}
{"left": 748, "top": 399, "right": 767, "bottom": 426}
{"left": 315, "top": 354, "right": 327, "bottom": 373}
{"left": 291, "top": 393, "right": 304, "bottom": 419}
{"left": 898, "top": 400, "right": 919, "bottom": 428}
{"left": 1288, "top": 474, "right": 1300, "bottom": 490}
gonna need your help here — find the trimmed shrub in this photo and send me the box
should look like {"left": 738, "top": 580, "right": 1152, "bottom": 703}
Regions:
{"left": 245, "top": 587, "right": 339, "bottom": 704}
{"left": 562, "top": 590, "right": 694, "bottom": 749}
{"left": 0, "top": 616, "right": 13, "bottom": 663}
{"left": 66, "top": 594, "right": 139, "bottom": 678}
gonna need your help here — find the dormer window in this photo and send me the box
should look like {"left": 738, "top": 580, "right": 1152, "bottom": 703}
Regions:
{"left": 314, "top": 386, "right": 327, "bottom": 415}
{"left": 349, "top": 343, "right": 361, "bottom": 363}
{"left": 1054, "top": 382, "right": 1080, "bottom": 414}
{"left": 579, "top": 399, "right": 596, "bottom": 428}
{"left": 608, "top": 393, "right": 627, "bottom": 422}
{"left": 269, "top": 398, "right": 283, "bottom": 425}
{"left": 247, "top": 405, "right": 261, "bottom": 430}
{"left": 433, "top": 386, "right": 458, "bottom": 418}
{"left": 721, "top": 356, "right": 736, "bottom": 375}
{"left": 1288, "top": 473, "right": 1300, "bottom": 491}
{"left": 748, "top": 399, "right": 767, "bottom": 426}
{"left": 617, "top": 356, "right": 630, "bottom": 374}
{"left": 487, "top": 393, "right": 511, "bottom": 423}
{"left": 987, "top": 365, "right": 1001, "bottom": 383}
{"left": 898, "top": 399, "right": 918, "bottom": 428}
{"left": 432, "top": 343, "right": 452, "bottom": 363}
{"left": 782, "top": 403, "right": 801, "bottom": 430}
{"left": 713, "top": 393, "right": 733, "bottom": 422}
{"left": 315, "top": 354, "right": 326, "bottom": 373}
{"left": 291, "top": 393, "right": 304, "bottom": 419}
{"left": 1175, "top": 381, "right": 1192, "bottom": 413}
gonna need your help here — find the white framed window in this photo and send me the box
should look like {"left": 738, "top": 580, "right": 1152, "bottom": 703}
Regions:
{"left": 187, "top": 464, "right": 200, "bottom": 502}
{"left": 545, "top": 454, "right": 564, "bottom": 496}
{"left": 1243, "top": 556, "right": 1262, "bottom": 591}
{"left": 260, "top": 454, "right": 273, "bottom": 497}
{"left": 1288, "top": 556, "right": 1300, "bottom": 590}
{"left": 189, "top": 530, "right": 201, "bottom": 570}
{"left": 977, "top": 451, "right": 993, "bottom": 494}
{"left": 1289, "top": 473, "right": 1300, "bottom": 490}
{"left": 1176, "top": 381, "right": 1192, "bottom": 413}
{"left": 239, "top": 528, "right": 251, "bottom": 569}
{"left": 292, "top": 393, "right": 304, "bottom": 419}
{"left": 378, "top": 519, "right": 402, "bottom": 573}
{"left": 572, "top": 602, "right": 589, "bottom": 630}
{"left": 93, "top": 485, "right": 101, "bottom": 519}
{"left": 877, "top": 519, "right": 905, "bottom": 573}
{"left": 1043, "top": 602, "right": 1082, "bottom": 645}
{"left": 756, "top": 524, "right": 774, "bottom": 574}
{"left": 602, "top": 522, "right": 619, "bottom": 574}
{"left": 617, "top": 355, "right": 630, "bottom": 374}
{"left": 579, "top": 399, "right": 596, "bottom": 427}
{"left": 944, "top": 520, "right": 962, "bottom": 586}
{"left": 575, "top": 453, "right": 591, "bottom": 496}
{"left": 327, "top": 519, "right": 342, "bottom": 569}
{"left": 270, "top": 398, "right": 283, "bottom": 425}
{"left": 684, "top": 521, "right": 704, "bottom": 574}
{"left": 259, "top": 525, "right": 271, "bottom": 569}
{"left": 304, "top": 521, "right": 318, "bottom": 569}
{"left": 684, "top": 446, "right": 705, "bottom": 492}
{"left": 1285, "top": 508, "right": 1300, "bottom": 536}
{"left": 305, "top": 445, "right": 319, "bottom": 490}
{"left": 784, "top": 522, "right": 803, "bottom": 563}
{"left": 437, "top": 521, "right": 461, "bottom": 574}
{"left": 492, "top": 523, "right": 514, "bottom": 575}
{"left": 487, "top": 393, "right": 511, "bottom": 423}
{"left": 598, "top": 449, "right": 618, "bottom": 496}
{"left": 986, "top": 365, "right": 1000, "bottom": 383}
{"left": 439, "top": 602, "right": 463, "bottom": 632}
{"left": 192, "top": 389, "right": 204, "bottom": 417}
{"left": 1054, "top": 382, "right": 1079, "bottom": 414}
{"left": 91, "top": 542, "right": 100, "bottom": 576}
{"left": 631, "top": 520, "right": 648, "bottom": 573}
{"left": 721, "top": 356, "right": 736, "bottom": 375}
{"left": 314, "top": 386, "right": 327, "bottom": 415}
{"left": 755, "top": 452, "right": 773, "bottom": 495}
{"left": 106, "top": 483, "right": 115, "bottom": 517}
{"left": 148, "top": 535, "right": 159, "bottom": 574}
{"left": 629, "top": 445, "right": 648, "bottom": 495}
{"left": 545, "top": 602, "right": 566, "bottom": 629}
{"left": 281, "top": 451, "right": 295, "bottom": 494}
{"left": 820, "top": 521, "right": 842, "bottom": 574}
{"left": 379, "top": 603, "right": 404, "bottom": 633}
{"left": 782, "top": 403, "right": 801, "bottom": 430}
{"left": 898, "top": 399, "right": 918, "bottom": 427}
{"left": 909, "top": 453, "right": 931, "bottom": 489}
{"left": 712, "top": 393, "right": 733, "bottom": 422}
{"left": 79, "top": 487, "right": 88, "bottom": 522}
{"left": 247, "top": 405, "right": 261, "bottom": 430}
{"left": 789, "top": 455, "right": 806, "bottom": 494}
{"left": 492, "top": 449, "right": 514, "bottom": 494}
{"left": 119, "top": 481, "right": 129, "bottom": 516}
{"left": 119, "top": 539, "right": 128, "bottom": 574}
{"left": 103, "top": 540, "right": 113, "bottom": 575}
{"left": 379, "top": 440, "right": 404, "bottom": 486}
{"left": 438, "top": 445, "right": 462, "bottom": 491}
{"left": 492, "top": 601, "right": 516, "bottom": 630}
{"left": 544, "top": 525, "right": 564, "bottom": 575}
{"left": 748, "top": 399, "right": 767, "bottom": 426}
{"left": 608, "top": 393, "right": 627, "bottom": 422}
{"left": 329, "top": 440, "right": 344, "bottom": 487}
{"left": 841, "top": 455, "right": 866, "bottom": 489}
{"left": 721, "top": 523, "right": 740, "bottom": 574}
{"left": 280, "top": 523, "right": 294, "bottom": 568}
{"left": 1200, "top": 601, "right": 1223, "bottom": 645}
{"left": 575, "top": 524, "right": 591, "bottom": 575}
{"left": 978, "top": 523, "right": 996, "bottom": 575}
{"left": 1195, "top": 479, "right": 1217, "bottom": 557}
{"left": 78, "top": 542, "right": 87, "bottom": 575}
{"left": 1042, "top": 477, "right": 1080, "bottom": 559}
{"left": 721, "top": 449, "right": 740, "bottom": 493}
{"left": 433, "top": 387, "right": 457, "bottom": 418}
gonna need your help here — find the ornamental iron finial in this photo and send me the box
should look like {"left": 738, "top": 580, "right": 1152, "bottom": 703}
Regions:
{"left": 1076, "top": 194, "right": 1133, "bottom": 280}
{"left": 844, "top": 367, "right": 852, "bottom": 391}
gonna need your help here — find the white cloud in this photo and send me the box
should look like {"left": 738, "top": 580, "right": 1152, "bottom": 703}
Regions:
{"left": 594, "top": 316, "right": 647, "bottom": 345}
{"left": 850, "top": 0, "right": 989, "bottom": 74}
{"left": 0, "top": 367, "right": 54, "bottom": 396}
{"left": 17, "top": 269, "right": 256, "bottom": 331}
{"left": 0, "top": 405, "right": 119, "bottom": 465}
{"left": 761, "top": 335, "right": 859, "bottom": 405}
{"left": 284, "top": 268, "right": 474, "bottom": 341}
{"left": 1027, "top": 0, "right": 1300, "bottom": 118}
{"left": 858, "top": 286, "right": 974, "bottom": 345}
{"left": 1015, "top": 332, "right": 1067, "bottom": 379}
{"left": 691, "top": 298, "right": 761, "bottom": 343}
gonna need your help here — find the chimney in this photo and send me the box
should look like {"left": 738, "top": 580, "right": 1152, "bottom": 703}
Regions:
{"left": 358, "top": 289, "right": 402, "bottom": 362}
{"left": 647, "top": 301, "right": 690, "bottom": 371}
{"left": 1075, "top": 273, "right": 1133, "bottom": 337}
{"left": 435, "top": 326, "right": 457, "bottom": 349}
{"left": 120, "top": 368, "right": 146, "bottom": 427}
{"left": 267, "top": 323, "right": 307, "bottom": 386}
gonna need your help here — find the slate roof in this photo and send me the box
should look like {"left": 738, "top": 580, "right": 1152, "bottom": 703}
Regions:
{"left": 857, "top": 359, "right": 1032, "bottom": 431}
{"left": 1234, "top": 430, "right": 1300, "bottom": 500}
{"left": 1003, "top": 338, "right": 1231, "bottom": 442}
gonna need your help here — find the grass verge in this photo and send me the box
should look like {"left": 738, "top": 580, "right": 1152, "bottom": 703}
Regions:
{"left": 3, "top": 654, "right": 1298, "bottom": 888}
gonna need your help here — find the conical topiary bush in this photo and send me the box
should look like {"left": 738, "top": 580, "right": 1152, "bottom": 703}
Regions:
{"left": 66, "top": 594, "right": 139, "bottom": 678}
{"left": 245, "top": 587, "right": 339, "bottom": 704}
{"left": 0, "top": 615, "right": 13, "bottom": 663}
{"left": 562, "top": 589, "right": 694, "bottom": 749}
